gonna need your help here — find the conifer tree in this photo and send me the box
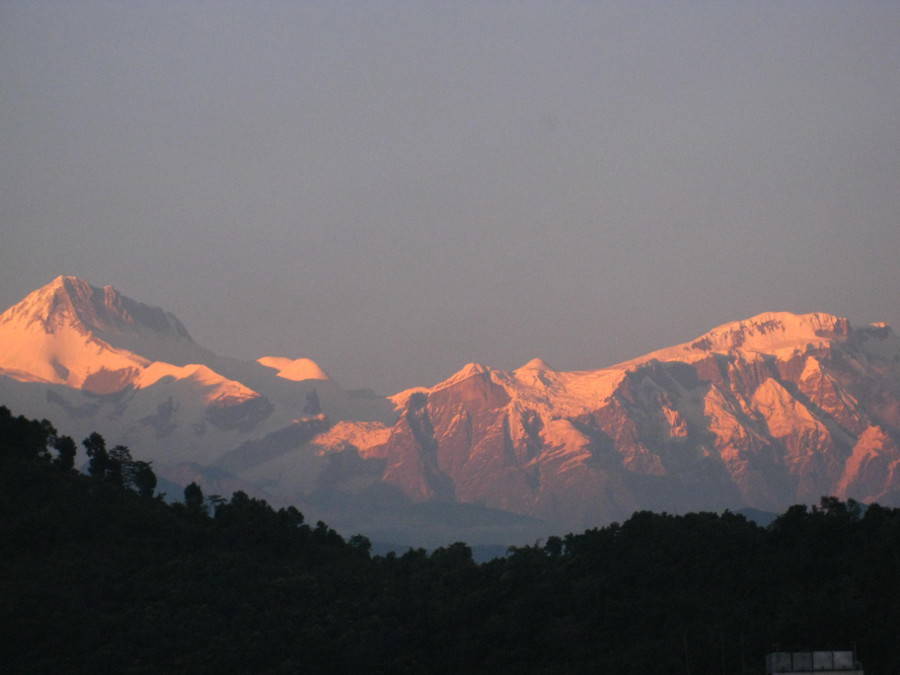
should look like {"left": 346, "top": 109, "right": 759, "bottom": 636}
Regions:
{"left": 83, "top": 432, "right": 109, "bottom": 479}
{"left": 53, "top": 435, "right": 76, "bottom": 471}
{"left": 184, "top": 481, "right": 204, "bottom": 510}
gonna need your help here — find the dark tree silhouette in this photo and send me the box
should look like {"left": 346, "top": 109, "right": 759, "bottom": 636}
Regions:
{"left": 128, "top": 460, "right": 157, "bottom": 498}
{"left": 107, "top": 444, "right": 133, "bottom": 487}
{"left": 5, "top": 406, "right": 900, "bottom": 675}
{"left": 348, "top": 533, "right": 372, "bottom": 555}
{"left": 53, "top": 435, "right": 76, "bottom": 471}
{"left": 184, "top": 481, "right": 204, "bottom": 509}
{"left": 82, "top": 432, "right": 109, "bottom": 479}
{"left": 0, "top": 405, "right": 55, "bottom": 461}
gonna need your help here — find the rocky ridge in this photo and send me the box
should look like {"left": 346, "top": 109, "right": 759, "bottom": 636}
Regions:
{"left": 2, "top": 277, "right": 899, "bottom": 539}
{"left": 304, "top": 311, "right": 900, "bottom": 530}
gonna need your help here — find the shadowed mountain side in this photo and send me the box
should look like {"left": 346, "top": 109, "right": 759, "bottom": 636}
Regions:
{"left": 303, "top": 482, "right": 550, "bottom": 548}
{"left": 215, "top": 415, "right": 331, "bottom": 475}
{"left": 211, "top": 420, "right": 551, "bottom": 545}
{"left": 152, "top": 461, "right": 269, "bottom": 503}
{"left": 0, "top": 375, "right": 274, "bottom": 466}
{"left": 202, "top": 354, "right": 396, "bottom": 424}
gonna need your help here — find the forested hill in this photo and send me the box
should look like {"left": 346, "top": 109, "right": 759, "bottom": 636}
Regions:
{"left": 2, "top": 406, "right": 899, "bottom": 674}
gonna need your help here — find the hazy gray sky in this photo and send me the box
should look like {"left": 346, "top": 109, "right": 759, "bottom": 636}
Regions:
{"left": 2, "top": 1, "right": 898, "bottom": 393}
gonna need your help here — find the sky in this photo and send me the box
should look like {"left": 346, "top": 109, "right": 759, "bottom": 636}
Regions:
{"left": 1, "top": 1, "right": 899, "bottom": 394}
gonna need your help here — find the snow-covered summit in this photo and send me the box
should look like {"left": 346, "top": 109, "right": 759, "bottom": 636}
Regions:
{"left": 257, "top": 356, "right": 330, "bottom": 382}
{"left": 381, "top": 312, "right": 897, "bottom": 425}
{"left": 0, "top": 276, "right": 254, "bottom": 403}
{"left": 516, "top": 357, "right": 554, "bottom": 372}
{"left": 623, "top": 311, "right": 853, "bottom": 366}
{"left": 439, "top": 362, "right": 491, "bottom": 387}
{"left": 3, "top": 275, "right": 192, "bottom": 341}
{"left": 317, "top": 310, "right": 900, "bottom": 532}
{"left": 0, "top": 275, "right": 211, "bottom": 367}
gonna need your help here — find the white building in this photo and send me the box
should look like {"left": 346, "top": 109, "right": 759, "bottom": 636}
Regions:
{"left": 766, "top": 650, "right": 863, "bottom": 675}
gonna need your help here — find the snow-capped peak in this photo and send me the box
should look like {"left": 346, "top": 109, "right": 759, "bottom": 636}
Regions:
{"left": 257, "top": 356, "right": 330, "bottom": 381}
{"left": 0, "top": 276, "right": 214, "bottom": 368}
{"left": 0, "top": 277, "right": 252, "bottom": 403}
{"left": 386, "top": 362, "right": 491, "bottom": 410}
{"left": 689, "top": 311, "right": 849, "bottom": 352}
{"left": 436, "top": 362, "right": 491, "bottom": 389}
{"left": 516, "top": 357, "right": 554, "bottom": 372}
{"left": 1, "top": 275, "right": 193, "bottom": 341}
{"left": 625, "top": 311, "right": 852, "bottom": 366}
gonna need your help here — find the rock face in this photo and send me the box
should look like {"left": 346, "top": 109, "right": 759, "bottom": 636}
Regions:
{"left": 308, "top": 312, "right": 900, "bottom": 531}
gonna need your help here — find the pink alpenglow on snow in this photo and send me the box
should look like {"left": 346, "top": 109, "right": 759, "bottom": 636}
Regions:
{"left": 256, "top": 356, "right": 330, "bottom": 382}
{"left": 3, "top": 276, "right": 900, "bottom": 538}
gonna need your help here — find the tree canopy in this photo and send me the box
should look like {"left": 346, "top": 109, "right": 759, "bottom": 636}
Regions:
{"left": 1, "top": 405, "right": 898, "bottom": 674}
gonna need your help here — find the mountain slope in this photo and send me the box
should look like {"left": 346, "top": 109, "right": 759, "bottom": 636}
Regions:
{"left": 0, "top": 275, "right": 211, "bottom": 372}
{"left": 3, "top": 277, "right": 900, "bottom": 540}
{"left": 0, "top": 276, "right": 390, "bottom": 472}
{"left": 299, "top": 312, "right": 900, "bottom": 531}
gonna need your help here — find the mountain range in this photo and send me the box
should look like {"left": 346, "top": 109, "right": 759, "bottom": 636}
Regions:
{"left": 2, "top": 275, "right": 899, "bottom": 544}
